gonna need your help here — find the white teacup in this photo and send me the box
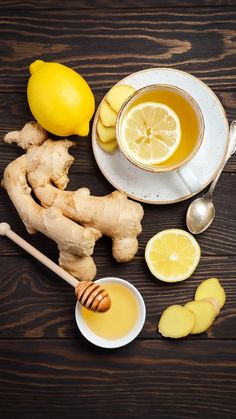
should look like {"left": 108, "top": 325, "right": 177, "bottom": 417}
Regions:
{"left": 116, "top": 84, "right": 205, "bottom": 194}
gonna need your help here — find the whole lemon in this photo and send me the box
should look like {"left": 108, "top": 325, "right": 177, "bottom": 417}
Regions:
{"left": 27, "top": 60, "right": 95, "bottom": 137}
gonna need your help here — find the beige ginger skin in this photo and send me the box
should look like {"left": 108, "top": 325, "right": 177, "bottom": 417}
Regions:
{"left": 26, "top": 138, "right": 144, "bottom": 262}
{"left": 2, "top": 153, "right": 96, "bottom": 281}
{"left": 3, "top": 122, "right": 144, "bottom": 279}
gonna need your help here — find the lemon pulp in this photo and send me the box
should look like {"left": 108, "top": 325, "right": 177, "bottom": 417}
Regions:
{"left": 120, "top": 102, "right": 181, "bottom": 166}
{"left": 145, "top": 229, "right": 201, "bottom": 282}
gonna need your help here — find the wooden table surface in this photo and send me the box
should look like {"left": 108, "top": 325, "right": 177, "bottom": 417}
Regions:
{"left": 0, "top": 1, "right": 236, "bottom": 418}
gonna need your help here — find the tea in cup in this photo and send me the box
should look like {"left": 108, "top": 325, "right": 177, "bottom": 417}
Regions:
{"left": 116, "top": 84, "right": 205, "bottom": 192}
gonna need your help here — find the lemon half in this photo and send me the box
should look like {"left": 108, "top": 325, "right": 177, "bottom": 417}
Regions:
{"left": 121, "top": 102, "right": 181, "bottom": 166}
{"left": 145, "top": 229, "right": 201, "bottom": 282}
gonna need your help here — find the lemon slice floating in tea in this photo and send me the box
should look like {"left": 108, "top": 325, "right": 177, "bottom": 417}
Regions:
{"left": 145, "top": 229, "right": 201, "bottom": 283}
{"left": 121, "top": 102, "right": 181, "bottom": 166}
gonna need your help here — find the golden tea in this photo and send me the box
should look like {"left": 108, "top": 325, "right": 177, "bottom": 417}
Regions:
{"left": 117, "top": 85, "right": 204, "bottom": 171}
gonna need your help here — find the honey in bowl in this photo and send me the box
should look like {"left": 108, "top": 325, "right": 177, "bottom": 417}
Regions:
{"left": 76, "top": 277, "right": 146, "bottom": 348}
{"left": 117, "top": 84, "right": 204, "bottom": 172}
{"left": 82, "top": 281, "right": 139, "bottom": 340}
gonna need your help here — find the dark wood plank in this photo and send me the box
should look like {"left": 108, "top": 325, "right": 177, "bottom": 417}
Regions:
{"left": 0, "top": 172, "right": 236, "bottom": 257}
{"left": 0, "top": 0, "right": 235, "bottom": 10}
{"left": 0, "top": 254, "right": 234, "bottom": 339}
{"left": 0, "top": 339, "right": 235, "bottom": 419}
{"left": 0, "top": 8, "right": 236, "bottom": 92}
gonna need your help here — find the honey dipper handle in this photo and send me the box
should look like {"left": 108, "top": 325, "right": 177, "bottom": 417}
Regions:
{"left": 0, "top": 223, "right": 78, "bottom": 288}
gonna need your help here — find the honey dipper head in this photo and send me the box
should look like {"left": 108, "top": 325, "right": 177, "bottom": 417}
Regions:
{"left": 75, "top": 281, "right": 111, "bottom": 312}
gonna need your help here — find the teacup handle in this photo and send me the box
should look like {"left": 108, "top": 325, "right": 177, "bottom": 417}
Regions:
{"left": 177, "top": 166, "right": 201, "bottom": 194}
{"left": 177, "top": 120, "right": 234, "bottom": 194}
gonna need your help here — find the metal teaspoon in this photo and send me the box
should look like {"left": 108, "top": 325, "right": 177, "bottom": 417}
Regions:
{"left": 186, "top": 120, "right": 236, "bottom": 235}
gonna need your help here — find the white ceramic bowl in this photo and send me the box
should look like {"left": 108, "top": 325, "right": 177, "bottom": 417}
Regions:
{"left": 75, "top": 277, "right": 146, "bottom": 349}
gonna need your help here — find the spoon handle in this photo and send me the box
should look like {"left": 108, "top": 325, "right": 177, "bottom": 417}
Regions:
{"left": 206, "top": 120, "right": 236, "bottom": 197}
{"left": 0, "top": 222, "right": 78, "bottom": 288}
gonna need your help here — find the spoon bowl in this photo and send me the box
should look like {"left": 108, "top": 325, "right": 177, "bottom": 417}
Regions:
{"left": 186, "top": 120, "right": 236, "bottom": 235}
{"left": 186, "top": 196, "right": 215, "bottom": 234}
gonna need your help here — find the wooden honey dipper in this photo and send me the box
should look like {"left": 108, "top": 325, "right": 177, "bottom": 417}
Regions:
{"left": 0, "top": 223, "right": 111, "bottom": 312}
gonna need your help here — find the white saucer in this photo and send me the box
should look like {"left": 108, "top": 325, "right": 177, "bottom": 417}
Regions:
{"left": 92, "top": 68, "right": 229, "bottom": 204}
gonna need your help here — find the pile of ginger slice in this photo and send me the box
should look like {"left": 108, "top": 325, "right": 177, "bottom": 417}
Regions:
{"left": 2, "top": 122, "right": 144, "bottom": 281}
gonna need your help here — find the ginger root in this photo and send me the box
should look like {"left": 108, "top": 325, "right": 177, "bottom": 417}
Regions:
{"left": 99, "top": 101, "right": 117, "bottom": 127}
{"left": 158, "top": 279, "right": 226, "bottom": 339}
{"left": 184, "top": 300, "right": 216, "bottom": 334}
{"left": 2, "top": 122, "right": 143, "bottom": 280}
{"left": 195, "top": 278, "right": 226, "bottom": 309}
{"left": 23, "top": 135, "right": 143, "bottom": 262}
{"left": 97, "top": 138, "right": 118, "bottom": 153}
{"left": 4, "top": 121, "right": 47, "bottom": 150}
{"left": 97, "top": 119, "right": 116, "bottom": 143}
{"left": 106, "top": 85, "right": 136, "bottom": 113}
{"left": 201, "top": 297, "right": 220, "bottom": 316}
{"left": 158, "top": 305, "right": 195, "bottom": 339}
{"left": 2, "top": 153, "right": 96, "bottom": 281}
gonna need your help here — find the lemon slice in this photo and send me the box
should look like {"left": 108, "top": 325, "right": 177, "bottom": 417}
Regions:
{"left": 121, "top": 102, "right": 181, "bottom": 165}
{"left": 145, "top": 229, "right": 201, "bottom": 282}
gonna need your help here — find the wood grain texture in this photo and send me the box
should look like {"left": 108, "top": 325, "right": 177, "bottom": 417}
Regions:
{"left": 1, "top": 0, "right": 235, "bottom": 10}
{"left": 0, "top": 8, "right": 236, "bottom": 92}
{"left": 0, "top": 255, "right": 235, "bottom": 339}
{"left": 0, "top": 3, "right": 236, "bottom": 418}
{"left": 0, "top": 339, "right": 235, "bottom": 419}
